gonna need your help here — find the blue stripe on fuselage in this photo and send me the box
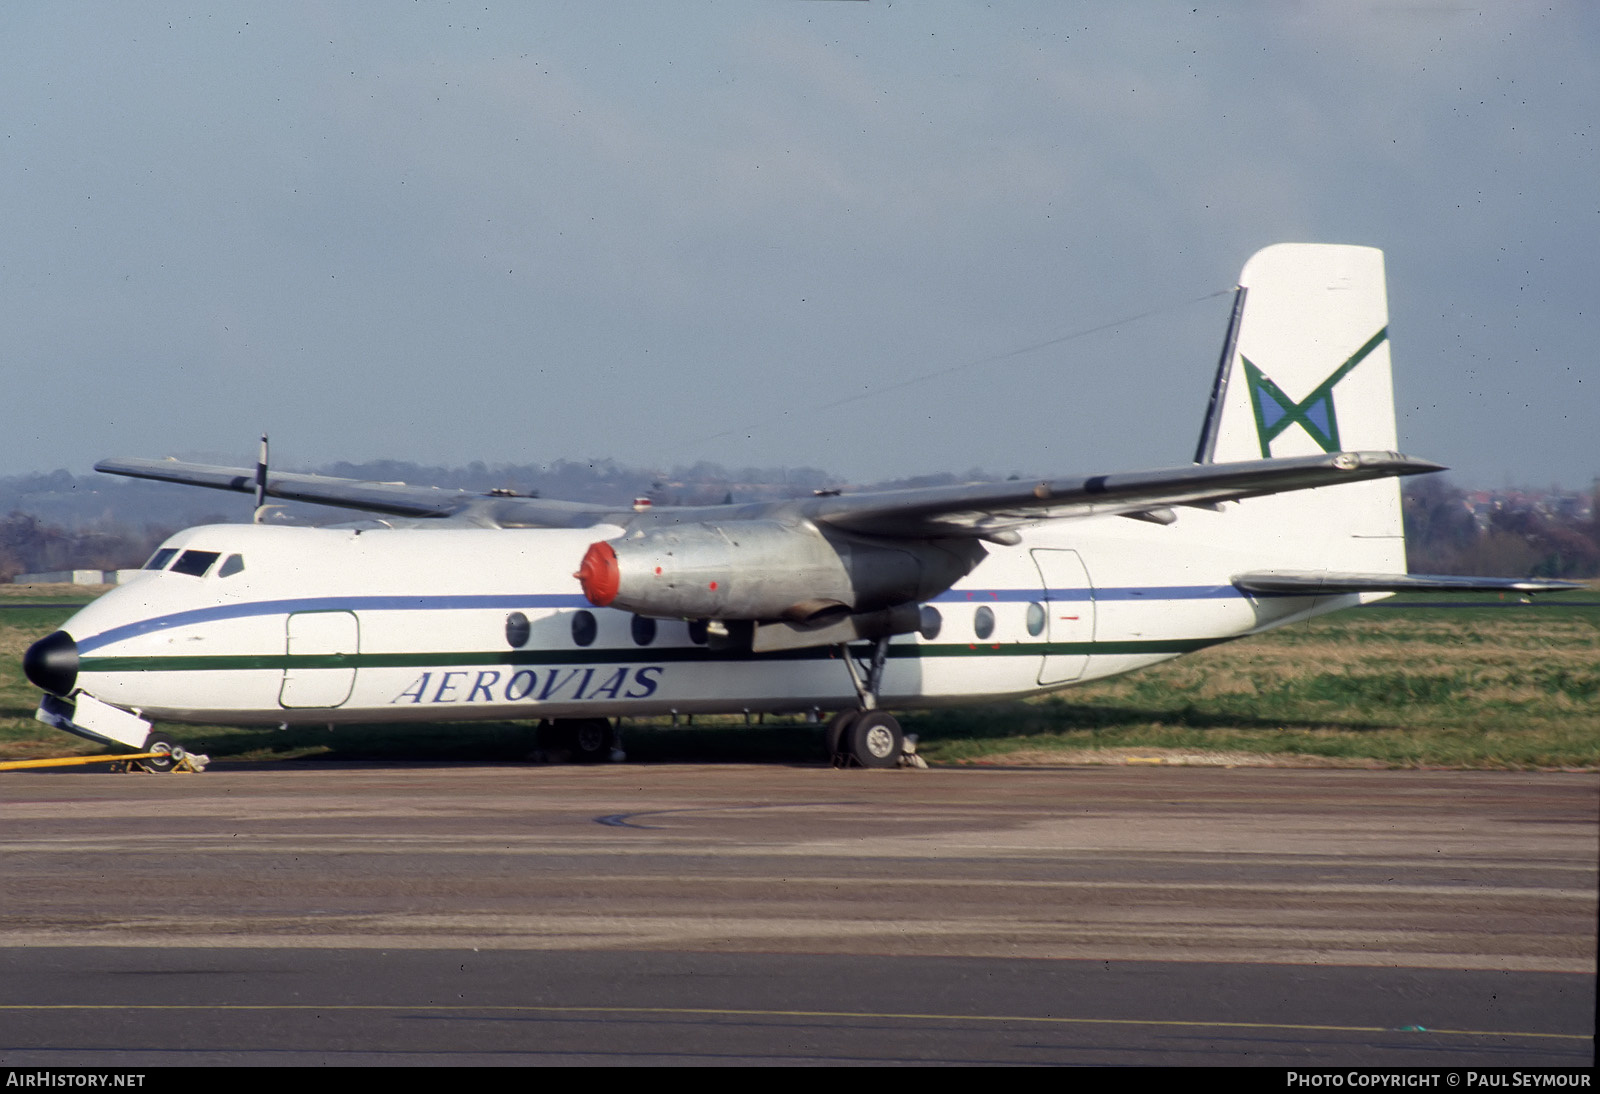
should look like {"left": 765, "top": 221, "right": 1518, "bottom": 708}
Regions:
{"left": 73, "top": 585, "right": 1288, "bottom": 655}
{"left": 73, "top": 594, "right": 587, "bottom": 653}
{"left": 930, "top": 584, "right": 1250, "bottom": 603}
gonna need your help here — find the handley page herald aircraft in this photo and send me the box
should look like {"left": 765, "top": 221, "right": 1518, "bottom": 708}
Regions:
{"left": 24, "top": 244, "right": 1571, "bottom": 768}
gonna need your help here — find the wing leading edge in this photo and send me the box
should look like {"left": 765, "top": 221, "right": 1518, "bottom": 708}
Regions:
{"left": 798, "top": 450, "right": 1443, "bottom": 540}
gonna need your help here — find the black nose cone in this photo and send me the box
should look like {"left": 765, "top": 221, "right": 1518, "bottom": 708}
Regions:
{"left": 24, "top": 630, "right": 78, "bottom": 696}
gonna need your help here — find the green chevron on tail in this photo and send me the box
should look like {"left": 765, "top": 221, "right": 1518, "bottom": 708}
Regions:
{"left": 1243, "top": 327, "right": 1388, "bottom": 458}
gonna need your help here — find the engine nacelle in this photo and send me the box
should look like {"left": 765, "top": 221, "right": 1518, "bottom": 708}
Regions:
{"left": 575, "top": 519, "right": 983, "bottom": 621}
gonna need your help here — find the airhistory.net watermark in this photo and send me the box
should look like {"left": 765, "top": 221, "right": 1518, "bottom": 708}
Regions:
{"left": 5, "top": 1075, "right": 145, "bottom": 1088}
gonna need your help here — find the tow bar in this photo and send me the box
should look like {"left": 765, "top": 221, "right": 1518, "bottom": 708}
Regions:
{"left": 0, "top": 742, "right": 210, "bottom": 774}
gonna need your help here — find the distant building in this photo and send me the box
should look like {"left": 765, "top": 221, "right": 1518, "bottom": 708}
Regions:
{"left": 12, "top": 569, "right": 123, "bottom": 586}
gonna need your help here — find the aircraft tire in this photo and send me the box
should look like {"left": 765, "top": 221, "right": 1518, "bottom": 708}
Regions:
{"left": 566, "top": 718, "right": 615, "bottom": 764}
{"left": 824, "top": 710, "right": 860, "bottom": 761}
{"left": 140, "top": 733, "right": 179, "bottom": 774}
{"left": 846, "top": 711, "right": 903, "bottom": 769}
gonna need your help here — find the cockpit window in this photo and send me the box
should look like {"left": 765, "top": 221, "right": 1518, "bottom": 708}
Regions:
{"left": 218, "top": 554, "right": 245, "bottom": 578}
{"left": 144, "top": 548, "right": 178, "bottom": 571}
{"left": 170, "top": 550, "right": 222, "bottom": 577}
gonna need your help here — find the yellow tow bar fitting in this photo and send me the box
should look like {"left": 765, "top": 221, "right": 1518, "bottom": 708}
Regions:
{"left": 0, "top": 747, "right": 210, "bottom": 773}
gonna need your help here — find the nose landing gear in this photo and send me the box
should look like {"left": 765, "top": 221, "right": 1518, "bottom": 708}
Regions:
{"left": 137, "top": 733, "right": 183, "bottom": 773}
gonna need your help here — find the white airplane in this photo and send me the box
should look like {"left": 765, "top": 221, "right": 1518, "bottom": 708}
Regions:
{"left": 23, "top": 244, "right": 1570, "bottom": 769}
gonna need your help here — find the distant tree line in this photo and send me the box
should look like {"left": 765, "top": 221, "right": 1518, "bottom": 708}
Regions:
{"left": 0, "top": 511, "right": 171, "bottom": 583}
{"left": 1, "top": 462, "right": 1595, "bottom": 582}
{"left": 1403, "top": 477, "right": 1599, "bottom": 579}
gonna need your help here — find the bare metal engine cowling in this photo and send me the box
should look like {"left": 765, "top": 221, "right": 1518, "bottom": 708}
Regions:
{"left": 576, "top": 519, "right": 984, "bottom": 622}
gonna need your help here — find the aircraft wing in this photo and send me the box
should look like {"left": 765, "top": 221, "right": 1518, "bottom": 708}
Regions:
{"left": 94, "top": 456, "right": 615, "bottom": 526}
{"left": 799, "top": 450, "right": 1442, "bottom": 539}
{"left": 1232, "top": 571, "right": 1583, "bottom": 595}
{"left": 99, "top": 449, "right": 1440, "bottom": 536}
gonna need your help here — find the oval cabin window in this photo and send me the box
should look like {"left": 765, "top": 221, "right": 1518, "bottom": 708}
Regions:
{"left": 1026, "top": 602, "right": 1046, "bottom": 637}
{"left": 571, "top": 610, "right": 598, "bottom": 647}
{"left": 631, "top": 615, "right": 656, "bottom": 646}
{"left": 505, "top": 612, "right": 531, "bottom": 648}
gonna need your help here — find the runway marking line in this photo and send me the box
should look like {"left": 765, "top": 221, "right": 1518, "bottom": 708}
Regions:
{"left": 2, "top": 1004, "right": 1586, "bottom": 1041}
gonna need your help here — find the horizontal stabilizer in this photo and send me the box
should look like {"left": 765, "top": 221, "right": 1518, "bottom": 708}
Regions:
{"left": 1233, "top": 571, "right": 1583, "bottom": 595}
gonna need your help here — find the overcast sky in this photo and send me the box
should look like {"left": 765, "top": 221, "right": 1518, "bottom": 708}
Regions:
{"left": 3, "top": 2, "right": 1595, "bottom": 489}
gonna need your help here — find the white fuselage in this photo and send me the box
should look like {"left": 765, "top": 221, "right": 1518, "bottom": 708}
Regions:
{"left": 58, "top": 503, "right": 1374, "bottom": 727}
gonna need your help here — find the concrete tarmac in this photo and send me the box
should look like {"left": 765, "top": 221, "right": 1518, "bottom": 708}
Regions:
{"left": 1, "top": 763, "right": 1594, "bottom": 1065}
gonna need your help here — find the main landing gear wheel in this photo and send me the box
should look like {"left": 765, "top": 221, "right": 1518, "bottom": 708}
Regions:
{"left": 828, "top": 636, "right": 912, "bottom": 768}
{"left": 843, "top": 711, "right": 904, "bottom": 769}
{"left": 534, "top": 718, "right": 619, "bottom": 763}
{"left": 566, "top": 718, "right": 616, "bottom": 764}
{"left": 824, "top": 710, "right": 860, "bottom": 762}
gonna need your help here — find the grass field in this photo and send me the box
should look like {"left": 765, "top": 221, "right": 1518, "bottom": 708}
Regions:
{"left": 2, "top": 584, "right": 1596, "bottom": 769}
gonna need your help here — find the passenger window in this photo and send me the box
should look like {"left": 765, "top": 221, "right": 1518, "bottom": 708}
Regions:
{"left": 505, "top": 611, "right": 531, "bottom": 648}
{"left": 1026, "top": 602, "right": 1046, "bottom": 637}
{"left": 218, "top": 554, "right": 245, "bottom": 578}
{"left": 687, "top": 619, "right": 709, "bottom": 646}
{"left": 571, "top": 610, "right": 597, "bottom": 647}
{"left": 144, "top": 548, "right": 178, "bottom": 571}
{"left": 974, "top": 605, "right": 995, "bottom": 641}
{"left": 170, "top": 550, "right": 221, "bottom": 577}
{"left": 631, "top": 615, "right": 656, "bottom": 646}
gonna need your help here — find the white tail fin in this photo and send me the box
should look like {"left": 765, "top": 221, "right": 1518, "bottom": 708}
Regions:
{"left": 1197, "top": 244, "right": 1406, "bottom": 573}
{"left": 1198, "top": 244, "right": 1397, "bottom": 463}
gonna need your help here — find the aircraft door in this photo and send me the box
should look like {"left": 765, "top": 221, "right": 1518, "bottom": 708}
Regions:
{"left": 279, "top": 610, "right": 359, "bottom": 709}
{"left": 1030, "top": 549, "right": 1095, "bottom": 686}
